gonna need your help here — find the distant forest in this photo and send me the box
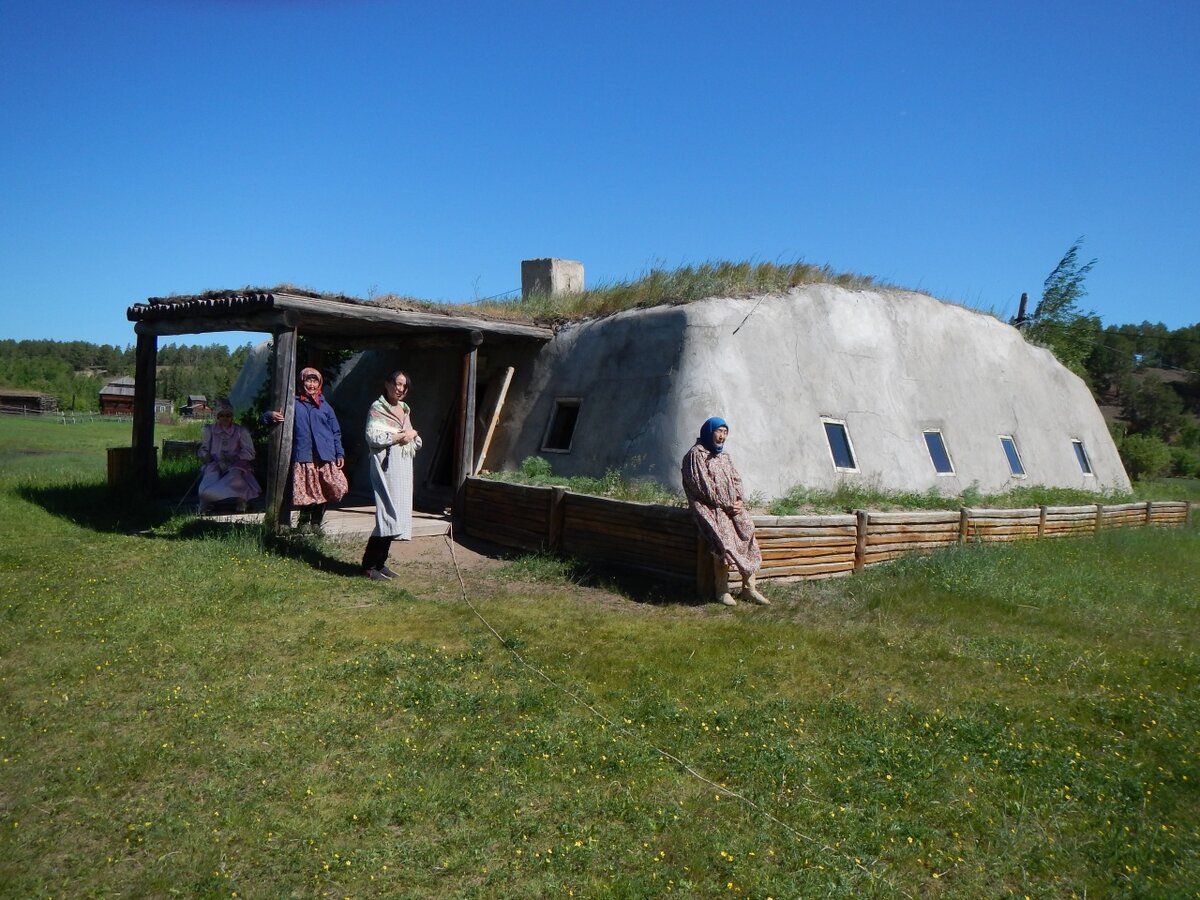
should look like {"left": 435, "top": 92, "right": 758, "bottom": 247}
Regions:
{"left": 0, "top": 339, "right": 253, "bottom": 413}
{"left": 1082, "top": 321, "right": 1200, "bottom": 478}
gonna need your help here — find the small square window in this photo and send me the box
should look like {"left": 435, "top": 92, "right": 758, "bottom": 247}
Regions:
{"left": 541, "top": 399, "right": 581, "bottom": 452}
{"left": 822, "top": 419, "right": 859, "bottom": 472}
{"left": 923, "top": 430, "right": 955, "bottom": 475}
{"left": 999, "top": 435, "right": 1026, "bottom": 477}
{"left": 1072, "top": 439, "right": 1094, "bottom": 475}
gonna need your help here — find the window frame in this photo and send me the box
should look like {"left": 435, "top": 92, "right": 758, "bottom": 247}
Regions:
{"left": 821, "top": 417, "right": 860, "bottom": 473}
{"left": 999, "top": 435, "right": 1027, "bottom": 478}
{"left": 540, "top": 398, "right": 582, "bottom": 454}
{"left": 1071, "top": 438, "right": 1095, "bottom": 476}
{"left": 922, "top": 429, "right": 956, "bottom": 476}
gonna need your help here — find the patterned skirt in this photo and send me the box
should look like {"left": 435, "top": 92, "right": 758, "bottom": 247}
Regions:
{"left": 291, "top": 461, "right": 348, "bottom": 506}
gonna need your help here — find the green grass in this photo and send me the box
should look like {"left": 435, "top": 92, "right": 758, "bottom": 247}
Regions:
{"left": 2, "top": 416, "right": 1199, "bottom": 897}
{"left": 766, "top": 482, "right": 1146, "bottom": 515}
{"left": 1136, "top": 476, "right": 1200, "bottom": 504}
{"left": 482, "top": 457, "right": 685, "bottom": 506}
{"left": 470, "top": 259, "right": 883, "bottom": 323}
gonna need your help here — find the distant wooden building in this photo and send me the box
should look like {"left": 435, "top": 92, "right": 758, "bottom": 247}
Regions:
{"left": 98, "top": 376, "right": 136, "bottom": 416}
{"left": 179, "top": 394, "right": 210, "bottom": 418}
{"left": 98, "top": 376, "right": 169, "bottom": 417}
{"left": 0, "top": 388, "right": 58, "bottom": 413}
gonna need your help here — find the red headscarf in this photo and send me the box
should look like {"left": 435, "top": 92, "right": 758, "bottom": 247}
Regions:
{"left": 298, "top": 367, "right": 324, "bottom": 407}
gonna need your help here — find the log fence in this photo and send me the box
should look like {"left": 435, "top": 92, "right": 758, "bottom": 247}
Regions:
{"left": 462, "top": 478, "right": 1193, "bottom": 593}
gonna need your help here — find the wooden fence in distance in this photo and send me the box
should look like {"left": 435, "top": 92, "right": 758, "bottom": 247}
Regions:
{"left": 462, "top": 478, "right": 1192, "bottom": 594}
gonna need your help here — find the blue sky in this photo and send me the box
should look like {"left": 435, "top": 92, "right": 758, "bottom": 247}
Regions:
{"left": 2, "top": 0, "right": 1197, "bottom": 349}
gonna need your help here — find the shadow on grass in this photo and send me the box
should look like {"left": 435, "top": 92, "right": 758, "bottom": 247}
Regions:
{"left": 490, "top": 547, "right": 700, "bottom": 607}
{"left": 19, "top": 480, "right": 181, "bottom": 533}
{"left": 19, "top": 479, "right": 360, "bottom": 579}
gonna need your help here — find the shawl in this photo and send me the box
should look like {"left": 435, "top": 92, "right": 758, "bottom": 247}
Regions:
{"left": 366, "top": 396, "right": 421, "bottom": 460}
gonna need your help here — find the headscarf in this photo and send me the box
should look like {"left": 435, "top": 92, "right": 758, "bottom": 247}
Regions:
{"left": 698, "top": 416, "right": 728, "bottom": 454}
{"left": 213, "top": 399, "right": 235, "bottom": 429}
{"left": 298, "top": 367, "right": 324, "bottom": 407}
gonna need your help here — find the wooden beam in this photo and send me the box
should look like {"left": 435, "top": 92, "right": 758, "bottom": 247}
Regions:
{"left": 474, "top": 365, "right": 514, "bottom": 475}
{"left": 264, "top": 329, "right": 298, "bottom": 534}
{"left": 134, "top": 313, "right": 291, "bottom": 337}
{"left": 131, "top": 332, "right": 158, "bottom": 494}
{"left": 270, "top": 293, "right": 551, "bottom": 340}
{"left": 454, "top": 331, "right": 483, "bottom": 517}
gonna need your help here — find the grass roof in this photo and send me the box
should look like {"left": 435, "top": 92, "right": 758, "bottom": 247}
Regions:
{"left": 166, "top": 260, "right": 888, "bottom": 328}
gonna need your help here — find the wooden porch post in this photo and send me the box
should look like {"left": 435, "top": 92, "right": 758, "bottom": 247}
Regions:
{"left": 264, "top": 325, "right": 298, "bottom": 534}
{"left": 131, "top": 330, "right": 158, "bottom": 493}
{"left": 454, "top": 330, "right": 483, "bottom": 519}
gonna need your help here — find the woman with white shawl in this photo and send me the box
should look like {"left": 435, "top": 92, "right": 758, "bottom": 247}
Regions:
{"left": 361, "top": 370, "right": 421, "bottom": 581}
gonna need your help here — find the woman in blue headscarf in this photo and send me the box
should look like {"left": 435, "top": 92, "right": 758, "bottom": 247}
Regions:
{"left": 681, "top": 416, "right": 768, "bottom": 606}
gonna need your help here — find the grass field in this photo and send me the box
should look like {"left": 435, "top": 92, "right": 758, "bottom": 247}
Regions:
{"left": 1, "top": 417, "right": 1198, "bottom": 897}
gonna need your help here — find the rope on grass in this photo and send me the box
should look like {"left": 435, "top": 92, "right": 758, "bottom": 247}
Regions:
{"left": 441, "top": 527, "right": 904, "bottom": 896}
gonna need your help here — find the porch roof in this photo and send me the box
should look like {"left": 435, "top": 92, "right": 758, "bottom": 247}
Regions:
{"left": 127, "top": 288, "right": 553, "bottom": 345}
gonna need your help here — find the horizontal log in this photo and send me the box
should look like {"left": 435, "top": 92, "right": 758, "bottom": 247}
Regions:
{"left": 561, "top": 527, "right": 694, "bottom": 551}
{"left": 563, "top": 522, "right": 694, "bottom": 549}
{"left": 564, "top": 492, "right": 693, "bottom": 520}
{"left": 1149, "top": 501, "right": 1189, "bottom": 510}
{"left": 865, "top": 541, "right": 953, "bottom": 556}
{"left": 562, "top": 549, "right": 693, "bottom": 581}
{"left": 561, "top": 534, "right": 694, "bottom": 562}
{"left": 754, "top": 525, "right": 858, "bottom": 538}
{"left": 1043, "top": 505, "right": 1103, "bottom": 515}
{"left": 864, "top": 510, "right": 960, "bottom": 525}
{"left": 760, "top": 569, "right": 854, "bottom": 583}
{"left": 462, "top": 526, "right": 547, "bottom": 551}
{"left": 964, "top": 524, "right": 1041, "bottom": 535}
{"left": 466, "top": 492, "right": 550, "bottom": 512}
{"left": 866, "top": 522, "right": 961, "bottom": 536}
{"left": 134, "top": 311, "right": 293, "bottom": 336}
{"left": 755, "top": 560, "right": 856, "bottom": 578}
{"left": 752, "top": 514, "right": 858, "bottom": 528}
{"left": 465, "top": 487, "right": 554, "bottom": 508}
{"left": 562, "top": 497, "right": 692, "bottom": 523}
{"left": 964, "top": 518, "right": 1041, "bottom": 532}
{"left": 465, "top": 508, "right": 549, "bottom": 530}
{"left": 1102, "top": 502, "right": 1150, "bottom": 512}
{"left": 868, "top": 532, "right": 958, "bottom": 547}
{"left": 562, "top": 508, "right": 689, "bottom": 530}
{"left": 271, "top": 292, "right": 554, "bottom": 340}
{"left": 962, "top": 507, "right": 1041, "bottom": 519}
{"left": 761, "top": 546, "right": 855, "bottom": 562}
{"left": 758, "top": 538, "right": 857, "bottom": 552}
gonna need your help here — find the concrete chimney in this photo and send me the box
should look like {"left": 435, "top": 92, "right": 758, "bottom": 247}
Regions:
{"left": 521, "top": 258, "right": 584, "bottom": 299}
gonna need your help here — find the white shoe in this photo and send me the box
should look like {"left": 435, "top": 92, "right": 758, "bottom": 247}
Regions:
{"left": 742, "top": 587, "right": 770, "bottom": 605}
{"left": 718, "top": 592, "right": 737, "bottom": 607}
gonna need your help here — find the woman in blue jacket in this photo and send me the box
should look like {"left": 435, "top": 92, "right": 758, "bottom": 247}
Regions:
{"left": 267, "top": 366, "right": 348, "bottom": 529}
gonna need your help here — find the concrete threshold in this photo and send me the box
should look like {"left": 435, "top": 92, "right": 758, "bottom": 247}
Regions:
{"left": 197, "top": 504, "right": 452, "bottom": 538}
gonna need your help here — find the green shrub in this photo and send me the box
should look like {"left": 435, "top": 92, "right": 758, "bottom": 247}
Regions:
{"left": 520, "top": 455, "right": 553, "bottom": 478}
{"left": 1169, "top": 444, "right": 1200, "bottom": 478}
{"left": 1120, "top": 432, "right": 1173, "bottom": 480}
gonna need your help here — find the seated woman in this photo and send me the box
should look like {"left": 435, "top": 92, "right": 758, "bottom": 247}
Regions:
{"left": 681, "top": 416, "right": 769, "bottom": 606}
{"left": 197, "top": 401, "right": 262, "bottom": 513}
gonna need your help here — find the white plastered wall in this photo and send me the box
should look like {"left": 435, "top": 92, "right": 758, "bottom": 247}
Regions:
{"left": 486, "top": 285, "right": 1130, "bottom": 499}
